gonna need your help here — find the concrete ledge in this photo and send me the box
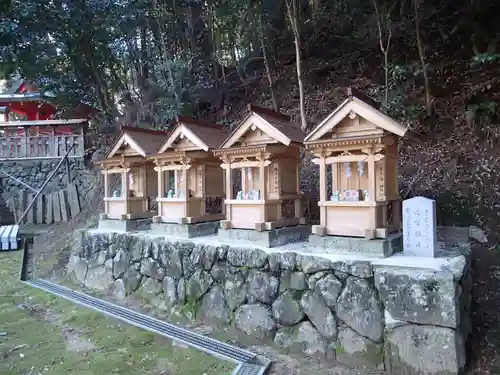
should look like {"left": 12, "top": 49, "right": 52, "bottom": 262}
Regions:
{"left": 98, "top": 219, "right": 138, "bottom": 232}
{"left": 218, "top": 225, "right": 311, "bottom": 248}
{"left": 151, "top": 221, "right": 220, "bottom": 238}
{"left": 308, "top": 232, "right": 403, "bottom": 258}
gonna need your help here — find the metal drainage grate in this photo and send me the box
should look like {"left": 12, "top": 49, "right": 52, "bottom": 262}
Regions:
{"left": 25, "top": 278, "right": 270, "bottom": 375}
{"left": 232, "top": 361, "right": 270, "bottom": 375}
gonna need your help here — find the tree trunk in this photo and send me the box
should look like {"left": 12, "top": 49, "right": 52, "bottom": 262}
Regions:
{"left": 414, "top": 0, "right": 432, "bottom": 116}
{"left": 286, "top": 0, "right": 308, "bottom": 132}
{"left": 258, "top": 14, "right": 279, "bottom": 112}
{"left": 373, "top": 0, "right": 392, "bottom": 106}
{"left": 139, "top": 25, "right": 149, "bottom": 90}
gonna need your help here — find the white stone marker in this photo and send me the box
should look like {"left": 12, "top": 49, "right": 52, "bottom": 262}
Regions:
{"left": 402, "top": 197, "right": 437, "bottom": 257}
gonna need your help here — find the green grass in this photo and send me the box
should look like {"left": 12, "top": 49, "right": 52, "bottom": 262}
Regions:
{"left": 0, "top": 251, "right": 233, "bottom": 375}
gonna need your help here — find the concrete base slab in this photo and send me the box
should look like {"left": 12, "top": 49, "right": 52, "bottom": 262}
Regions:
{"left": 308, "top": 232, "right": 403, "bottom": 258}
{"left": 218, "top": 225, "right": 311, "bottom": 248}
{"left": 150, "top": 221, "right": 220, "bottom": 238}
{"left": 98, "top": 219, "right": 138, "bottom": 232}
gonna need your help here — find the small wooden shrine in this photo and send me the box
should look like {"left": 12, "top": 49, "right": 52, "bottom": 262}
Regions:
{"left": 100, "top": 126, "right": 168, "bottom": 220}
{"left": 150, "top": 116, "right": 227, "bottom": 224}
{"left": 304, "top": 88, "right": 409, "bottom": 239}
{"left": 213, "top": 104, "right": 304, "bottom": 231}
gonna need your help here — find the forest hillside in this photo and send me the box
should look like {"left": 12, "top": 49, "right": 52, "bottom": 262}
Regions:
{"left": 2, "top": 0, "right": 500, "bottom": 236}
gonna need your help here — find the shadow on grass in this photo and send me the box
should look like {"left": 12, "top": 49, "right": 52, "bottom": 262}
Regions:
{"left": 0, "top": 251, "right": 233, "bottom": 375}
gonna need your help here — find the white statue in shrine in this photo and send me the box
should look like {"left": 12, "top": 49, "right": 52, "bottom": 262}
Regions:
{"left": 357, "top": 160, "right": 365, "bottom": 176}
{"left": 344, "top": 162, "right": 352, "bottom": 179}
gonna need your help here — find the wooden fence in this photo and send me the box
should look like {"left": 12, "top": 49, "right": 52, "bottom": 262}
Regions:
{"left": 0, "top": 120, "right": 86, "bottom": 160}
{"left": 0, "top": 134, "right": 85, "bottom": 159}
{"left": 7, "top": 184, "right": 82, "bottom": 224}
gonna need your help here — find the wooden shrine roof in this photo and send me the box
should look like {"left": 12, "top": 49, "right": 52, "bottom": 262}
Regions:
{"left": 219, "top": 104, "right": 304, "bottom": 149}
{"left": 157, "top": 116, "right": 227, "bottom": 153}
{"left": 106, "top": 126, "right": 170, "bottom": 158}
{"left": 304, "top": 87, "right": 409, "bottom": 143}
{"left": 248, "top": 104, "right": 305, "bottom": 144}
{"left": 176, "top": 116, "right": 227, "bottom": 149}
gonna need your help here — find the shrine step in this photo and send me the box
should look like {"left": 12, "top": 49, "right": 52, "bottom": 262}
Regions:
{"left": 308, "top": 232, "right": 403, "bottom": 258}
{"left": 97, "top": 218, "right": 151, "bottom": 232}
{"left": 151, "top": 221, "right": 220, "bottom": 238}
{"left": 218, "top": 225, "right": 312, "bottom": 248}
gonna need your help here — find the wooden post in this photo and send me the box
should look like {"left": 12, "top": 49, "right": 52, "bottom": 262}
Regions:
{"left": 26, "top": 192, "right": 36, "bottom": 224}
{"left": 79, "top": 124, "right": 84, "bottom": 156}
{"left": 259, "top": 156, "right": 267, "bottom": 222}
{"left": 241, "top": 167, "right": 248, "bottom": 195}
{"left": 199, "top": 165, "right": 205, "bottom": 216}
{"left": 174, "top": 170, "right": 178, "bottom": 193}
{"left": 52, "top": 126, "right": 57, "bottom": 157}
{"left": 295, "top": 161, "right": 302, "bottom": 218}
{"left": 67, "top": 184, "right": 81, "bottom": 218}
{"left": 122, "top": 167, "right": 129, "bottom": 215}
{"left": 182, "top": 164, "right": 188, "bottom": 216}
{"left": 23, "top": 127, "right": 28, "bottom": 158}
{"left": 36, "top": 195, "right": 45, "bottom": 224}
{"left": 16, "top": 144, "right": 75, "bottom": 225}
{"left": 102, "top": 169, "right": 109, "bottom": 215}
{"left": 367, "top": 153, "right": 376, "bottom": 201}
{"left": 156, "top": 166, "right": 163, "bottom": 198}
{"left": 103, "top": 169, "right": 109, "bottom": 198}
{"left": 156, "top": 165, "right": 163, "bottom": 218}
{"left": 138, "top": 166, "right": 146, "bottom": 211}
{"left": 276, "top": 164, "right": 283, "bottom": 221}
{"left": 319, "top": 156, "right": 327, "bottom": 226}
{"left": 225, "top": 160, "right": 232, "bottom": 221}
{"left": 142, "top": 165, "right": 147, "bottom": 198}
{"left": 367, "top": 152, "right": 377, "bottom": 233}
{"left": 65, "top": 156, "right": 71, "bottom": 185}
{"left": 331, "top": 163, "right": 339, "bottom": 194}
{"left": 45, "top": 194, "right": 53, "bottom": 224}
{"left": 58, "top": 190, "right": 70, "bottom": 221}
{"left": 53, "top": 192, "right": 62, "bottom": 222}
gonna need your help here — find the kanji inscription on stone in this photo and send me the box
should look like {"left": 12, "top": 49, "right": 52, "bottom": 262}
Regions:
{"left": 402, "top": 196, "right": 437, "bottom": 257}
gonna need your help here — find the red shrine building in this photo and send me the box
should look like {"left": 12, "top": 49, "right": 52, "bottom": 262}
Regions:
{"left": 0, "top": 80, "right": 97, "bottom": 160}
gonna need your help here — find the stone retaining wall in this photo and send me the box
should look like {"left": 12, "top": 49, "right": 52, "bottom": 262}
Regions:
{"left": 0, "top": 159, "right": 97, "bottom": 210}
{"left": 68, "top": 230, "right": 471, "bottom": 375}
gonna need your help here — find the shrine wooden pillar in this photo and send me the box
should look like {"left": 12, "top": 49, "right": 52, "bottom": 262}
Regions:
{"left": 259, "top": 155, "right": 267, "bottom": 222}
{"left": 225, "top": 159, "right": 232, "bottom": 221}
{"left": 319, "top": 155, "right": 327, "bottom": 225}
{"left": 367, "top": 150, "right": 377, "bottom": 234}
{"left": 331, "top": 163, "right": 339, "bottom": 196}
{"left": 182, "top": 163, "right": 188, "bottom": 216}
{"left": 156, "top": 163, "right": 163, "bottom": 217}
{"left": 103, "top": 169, "right": 109, "bottom": 198}
{"left": 121, "top": 166, "right": 130, "bottom": 213}
{"left": 367, "top": 152, "right": 376, "bottom": 201}
{"left": 294, "top": 163, "right": 301, "bottom": 218}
